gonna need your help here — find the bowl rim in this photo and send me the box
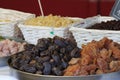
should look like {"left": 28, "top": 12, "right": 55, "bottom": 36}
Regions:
{"left": 8, "top": 57, "right": 120, "bottom": 78}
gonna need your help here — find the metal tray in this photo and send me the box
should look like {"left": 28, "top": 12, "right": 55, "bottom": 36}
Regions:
{"left": 0, "top": 56, "right": 9, "bottom": 67}
{"left": 8, "top": 58, "right": 120, "bottom": 80}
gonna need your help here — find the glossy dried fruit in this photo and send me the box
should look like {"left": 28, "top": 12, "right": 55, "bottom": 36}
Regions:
{"left": 70, "top": 48, "right": 80, "bottom": 58}
{"left": 10, "top": 36, "right": 80, "bottom": 76}
{"left": 52, "top": 53, "right": 61, "bottom": 64}
{"left": 61, "top": 59, "right": 68, "bottom": 69}
{"left": 24, "top": 64, "right": 36, "bottom": 73}
{"left": 52, "top": 67, "right": 63, "bottom": 76}
{"left": 24, "top": 44, "right": 35, "bottom": 51}
{"left": 87, "top": 20, "right": 120, "bottom": 30}
{"left": 43, "top": 62, "right": 52, "bottom": 75}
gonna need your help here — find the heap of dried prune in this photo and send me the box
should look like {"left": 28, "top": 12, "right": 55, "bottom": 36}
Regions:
{"left": 87, "top": 20, "right": 120, "bottom": 30}
{"left": 10, "top": 36, "right": 81, "bottom": 76}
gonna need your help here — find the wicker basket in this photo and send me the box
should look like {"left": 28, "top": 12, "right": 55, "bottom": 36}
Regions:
{"left": 0, "top": 22, "right": 17, "bottom": 37}
{"left": 0, "top": 8, "right": 35, "bottom": 37}
{"left": 18, "top": 24, "right": 72, "bottom": 44}
{"left": 18, "top": 18, "right": 83, "bottom": 44}
{"left": 70, "top": 16, "right": 118, "bottom": 48}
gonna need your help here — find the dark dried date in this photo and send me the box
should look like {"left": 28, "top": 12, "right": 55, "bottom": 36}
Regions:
{"left": 10, "top": 36, "right": 81, "bottom": 76}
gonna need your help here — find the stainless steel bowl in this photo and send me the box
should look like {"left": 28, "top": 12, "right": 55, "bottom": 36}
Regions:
{"left": 8, "top": 59, "right": 120, "bottom": 80}
{"left": 0, "top": 56, "right": 9, "bottom": 67}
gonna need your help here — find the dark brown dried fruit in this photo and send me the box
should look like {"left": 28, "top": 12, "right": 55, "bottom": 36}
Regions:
{"left": 52, "top": 67, "right": 63, "bottom": 76}
{"left": 10, "top": 36, "right": 81, "bottom": 76}
{"left": 70, "top": 48, "right": 80, "bottom": 58}
{"left": 24, "top": 64, "right": 36, "bottom": 73}
{"left": 35, "top": 63, "right": 43, "bottom": 70}
{"left": 36, "top": 70, "right": 42, "bottom": 75}
{"left": 43, "top": 62, "right": 52, "bottom": 75}
{"left": 87, "top": 20, "right": 120, "bottom": 30}
{"left": 52, "top": 53, "right": 61, "bottom": 64}
{"left": 54, "top": 39, "right": 66, "bottom": 47}
{"left": 24, "top": 44, "right": 35, "bottom": 51}
{"left": 61, "top": 59, "right": 68, "bottom": 69}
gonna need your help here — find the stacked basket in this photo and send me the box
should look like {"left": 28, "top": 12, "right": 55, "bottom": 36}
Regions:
{"left": 0, "top": 8, "right": 35, "bottom": 37}
{"left": 70, "top": 16, "right": 117, "bottom": 48}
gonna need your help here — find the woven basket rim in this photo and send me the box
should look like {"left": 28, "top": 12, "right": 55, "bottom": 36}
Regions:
{"left": 70, "top": 27, "right": 120, "bottom": 33}
{"left": 18, "top": 23, "right": 68, "bottom": 30}
{"left": 0, "top": 21, "right": 18, "bottom": 24}
{"left": 70, "top": 16, "right": 120, "bottom": 33}
{"left": 18, "top": 17, "right": 83, "bottom": 29}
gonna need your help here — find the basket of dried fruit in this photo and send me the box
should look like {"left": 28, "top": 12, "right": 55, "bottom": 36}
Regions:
{"left": 69, "top": 16, "right": 118, "bottom": 48}
{"left": 18, "top": 14, "right": 83, "bottom": 44}
{"left": 0, "top": 36, "right": 26, "bottom": 67}
{"left": 8, "top": 37, "right": 120, "bottom": 80}
{"left": 0, "top": 8, "right": 35, "bottom": 37}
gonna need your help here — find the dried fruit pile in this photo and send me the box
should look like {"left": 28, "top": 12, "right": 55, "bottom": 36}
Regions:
{"left": 87, "top": 20, "right": 120, "bottom": 30}
{"left": 64, "top": 37, "right": 120, "bottom": 76}
{"left": 10, "top": 36, "right": 80, "bottom": 76}
{"left": 24, "top": 14, "right": 79, "bottom": 27}
{"left": 0, "top": 39, "right": 25, "bottom": 57}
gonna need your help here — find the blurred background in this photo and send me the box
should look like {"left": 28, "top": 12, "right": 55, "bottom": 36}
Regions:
{"left": 0, "top": 0, "right": 115, "bottom": 18}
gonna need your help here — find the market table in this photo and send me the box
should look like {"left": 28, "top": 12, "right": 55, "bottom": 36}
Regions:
{"left": 0, "top": 66, "right": 18, "bottom": 80}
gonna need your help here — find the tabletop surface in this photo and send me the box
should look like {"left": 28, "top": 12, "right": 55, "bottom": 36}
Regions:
{"left": 0, "top": 67, "right": 19, "bottom": 80}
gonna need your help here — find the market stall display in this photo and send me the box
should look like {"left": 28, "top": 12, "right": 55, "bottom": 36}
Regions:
{"left": 0, "top": 2, "right": 119, "bottom": 80}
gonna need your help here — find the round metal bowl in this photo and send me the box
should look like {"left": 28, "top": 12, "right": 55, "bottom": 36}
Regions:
{"left": 0, "top": 56, "right": 9, "bottom": 67}
{"left": 8, "top": 58, "right": 120, "bottom": 80}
